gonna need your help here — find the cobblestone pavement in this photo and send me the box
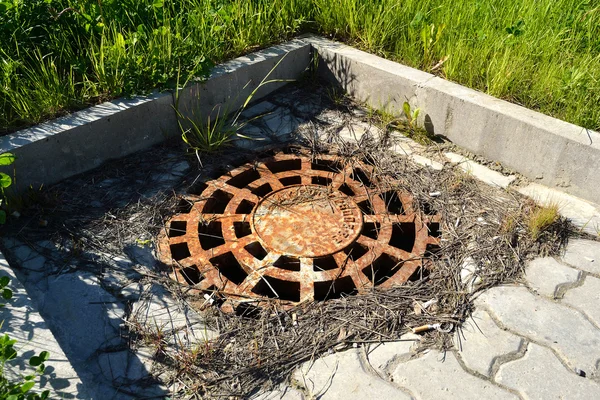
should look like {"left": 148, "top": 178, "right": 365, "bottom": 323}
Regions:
{"left": 260, "top": 239, "right": 600, "bottom": 399}
{"left": 2, "top": 83, "right": 600, "bottom": 399}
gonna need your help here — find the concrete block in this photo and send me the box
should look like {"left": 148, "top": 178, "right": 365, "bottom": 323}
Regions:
{"left": 456, "top": 309, "right": 523, "bottom": 377}
{"left": 526, "top": 257, "right": 581, "bottom": 298}
{"left": 497, "top": 343, "right": 600, "bottom": 398}
{"left": 0, "top": 92, "right": 177, "bottom": 193}
{"left": 562, "top": 239, "right": 600, "bottom": 274}
{"left": 175, "top": 39, "right": 311, "bottom": 133}
{"left": 305, "top": 35, "right": 600, "bottom": 204}
{"left": 392, "top": 350, "right": 517, "bottom": 399}
{"left": 477, "top": 285, "right": 600, "bottom": 375}
{"left": 563, "top": 276, "right": 600, "bottom": 327}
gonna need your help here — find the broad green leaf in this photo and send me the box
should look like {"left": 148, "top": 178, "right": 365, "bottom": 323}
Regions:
{"left": 29, "top": 356, "right": 41, "bottom": 366}
{"left": 0, "top": 152, "right": 15, "bottom": 166}
{"left": 403, "top": 102, "right": 411, "bottom": 120}
{"left": 0, "top": 275, "right": 9, "bottom": 287}
{"left": 39, "top": 351, "right": 50, "bottom": 361}
{"left": 21, "top": 381, "right": 35, "bottom": 393}
{"left": 0, "top": 172, "right": 12, "bottom": 188}
{"left": 2, "top": 288, "right": 12, "bottom": 300}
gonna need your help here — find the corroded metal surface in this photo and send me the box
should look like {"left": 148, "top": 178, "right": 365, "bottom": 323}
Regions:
{"left": 253, "top": 185, "right": 363, "bottom": 258}
{"left": 157, "top": 152, "right": 441, "bottom": 308}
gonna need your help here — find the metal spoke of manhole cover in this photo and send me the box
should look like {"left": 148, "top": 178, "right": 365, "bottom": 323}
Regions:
{"left": 157, "top": 152, "right": 441, "bottom": 309}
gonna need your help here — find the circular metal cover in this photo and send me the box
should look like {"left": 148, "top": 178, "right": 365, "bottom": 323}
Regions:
{"left": 252, "top": 185, "right": 363, "bottom": 258}
{"left": 158, "top": 152, "right": 441, "bottom": 308}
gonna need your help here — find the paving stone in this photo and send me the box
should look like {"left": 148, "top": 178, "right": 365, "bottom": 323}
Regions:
{"left": 126, "top": 347, "right": 154, "bottom": 381}
{"left": 456, "top": 309, "right": 523, "bottom": 377}
{"left": 411, "top": 154, "right": 444, "bottom": 171}
{"left": 562, "top": 239, "right": 600, "bottom": 275}
{"left": 445, "top": 152, "right": 515, "bottom": 188}
{"left": 365, "top": 334, "right": 421, "bottom": 374}
{"left": 477, "top": 285, "right": 600, "bottom": 374}
{"left": 241, "top": 101, "right": 277, "bottom": 119}
{"left": 0, "top": 254, "right": 89, "bottom": 399}
{"left": 497, "top": 343, "right": 600, "bottom": 399}
{"left": 392, "top": 350, "right": 517, "bottom": 399}
{"left": 131, "top": 284, "right": 217, "bottom": 345}
{"left": 38, "top": 273, "right": 125, "bottom": 364}
{"left": 338, "top": 121, "right": 382, "bottom": 141}
{"left": 563, "top": 275, "right": 600, "bottom": 328}
{"left": 170, "top": 160, "right": 190, "bottom": 176}
{"left": 262, "top": 108, "right": 299, "bottom": 138}
{"left": 98, "top": 351, "right": 129, "bottom": 382}
{"left": 526, "top": 257, "right": 581, "bottom": 298}
{"left": 390, "top": 135, "right": 424, "bottom": 156}
{"left": 252, "top": 386, "right": 304, "bottom": 400}
{"left": 294, "top": 349, "right": 410, "bottom": 399}
{"left": 518, "top": 184, "right": 600, "bottom": 236}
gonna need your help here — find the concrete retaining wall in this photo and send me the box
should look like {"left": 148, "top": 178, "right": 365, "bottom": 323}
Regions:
{"left": 0, "top": 39, "right": 311, "bottom": 193}
{"left": 306, "top": 35, "right": 600, "bottom": 204}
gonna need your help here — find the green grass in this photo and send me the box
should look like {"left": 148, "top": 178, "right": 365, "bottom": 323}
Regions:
{"left": 1, "top": 0, "right": 599, "bottom": 134}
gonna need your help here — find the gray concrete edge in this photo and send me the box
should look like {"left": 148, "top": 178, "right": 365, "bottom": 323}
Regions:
{"left": 303, "top": 34, "right": 600, "bottom": 204}
{"left": 0, "top": 39, "right": 312, "bottom": 194}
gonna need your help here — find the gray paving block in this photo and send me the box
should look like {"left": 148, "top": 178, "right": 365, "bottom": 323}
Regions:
{"left": 456, "top": 309, "right": 523, "bottom": 377}
{"left": 562, "top": 239, "right": 600, "bottom": 274}
{"left": 497, "top": 343, "right": 600, "bottom": 398}
{"left": 365, "top": 334, "right": 421, "bottom": 375}
{"left": 0, "top": 252, "right": 89, "bottom": 399}
{"left": 294, "top": 349, "right": 411, "bottom": 399}
{"left": 252, "top": 386, "right": 304, "bottom": 400}
{"left": 526, "top": 257, "right": 581, "bottom": 298}
{"left": 445, "top": 152, "right": 516, "bottom": 188}
{"left": 477, "top": 285, "right": 600, "bottom": 375}
{"left": 563, "top": 276, "right": 600, "bottom": 328}
{"left": 392, "top": 350, "right": 517, "bottom": 399}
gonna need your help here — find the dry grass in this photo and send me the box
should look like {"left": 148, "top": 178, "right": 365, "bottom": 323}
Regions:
{"left": 526, "top": 202, "right": 561, "bottom": 240}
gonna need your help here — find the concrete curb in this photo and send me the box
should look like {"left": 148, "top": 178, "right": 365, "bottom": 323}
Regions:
{"left": 0, "top": 39, "right": 311, "bottom": 194}
{"left": 305, "top": 35, "right": 600, "bottom": 205}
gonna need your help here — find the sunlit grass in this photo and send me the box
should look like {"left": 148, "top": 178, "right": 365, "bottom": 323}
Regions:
{"left": 1, "top": 0, "right": 599, "bottom": 134}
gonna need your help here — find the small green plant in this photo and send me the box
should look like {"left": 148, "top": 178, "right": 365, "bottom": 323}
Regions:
{"left": 402, "top": 101, "right": 421, "bottom": 132}
{"left": 174, "top": 53, "right": 293, "bottom": 158}
{"left": 0, "top": 276, "right": 50, "bottom": 400}
{"left": 0, "top": 152, "right": 16, "bottom": 225}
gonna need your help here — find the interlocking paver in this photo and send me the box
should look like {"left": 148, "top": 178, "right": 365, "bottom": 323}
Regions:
{"left": 525, "top": 257, "right": 580, "bottom": 298}
{"left": 563, "top": 275, "right": 600, "bottom": 328}
{"left": 456, "top": 309, "right": 523, "bottom": 377}
{"left": 294, "top": 349, "right": 411, "bottom": 399}
{"left": 496, "top": 343, "right": 600, "bottom": 399}
{"left": 365, "top": 334, "right": 421, "bottom": 375}
{"left": 392, "top": 350, "right": 517, "bottom": 399}
{"left": 562, "top": 239, "right": 600, "bottom": 275}
{"left": 477, "top": 285, "right": 600, "bottom": 374}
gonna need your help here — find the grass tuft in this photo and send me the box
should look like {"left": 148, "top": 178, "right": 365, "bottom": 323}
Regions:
{"left": 527, "top": 202, "right": 560, "bottom": 240}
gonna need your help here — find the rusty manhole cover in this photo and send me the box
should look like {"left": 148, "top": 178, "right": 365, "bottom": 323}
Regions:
{"left": 158, "top": 152, "right": 441, "bottom": 308}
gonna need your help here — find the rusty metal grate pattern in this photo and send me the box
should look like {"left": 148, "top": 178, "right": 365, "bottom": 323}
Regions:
{"left": 158, "top": 152, "right": 441, "bottom": 308}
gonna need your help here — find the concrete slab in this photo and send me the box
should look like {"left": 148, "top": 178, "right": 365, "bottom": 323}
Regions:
{"left": 0, "top": 251, "right": 89, "bottom": 399}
